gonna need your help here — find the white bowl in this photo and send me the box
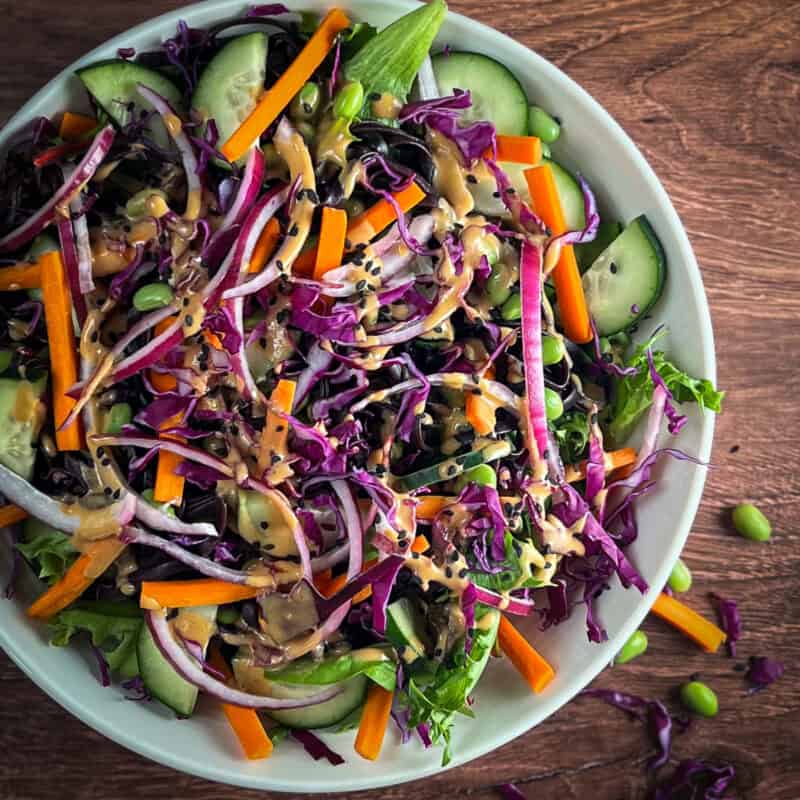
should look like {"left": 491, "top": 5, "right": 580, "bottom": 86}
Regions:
{"left": 0, "top": 0, "right": 716, "bottom": 792}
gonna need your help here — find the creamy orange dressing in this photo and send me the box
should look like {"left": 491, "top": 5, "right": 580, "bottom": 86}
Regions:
{"left": 430, "top": 130, "right": 474, "bottom": 220}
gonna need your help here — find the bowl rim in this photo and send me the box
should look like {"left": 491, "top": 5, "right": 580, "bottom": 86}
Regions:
{"left": 0, "top": 0, "right": 716, "bottom": 791}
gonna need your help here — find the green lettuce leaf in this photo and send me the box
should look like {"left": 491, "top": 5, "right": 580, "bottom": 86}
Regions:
{"left": 16, "top": 519, "right": 77, "bottom": 584}
{"left": 469, "top": 532, "right": 543, "bottom": 593}
{"left": 550, "top": 409, "right": 591, "bottom": 465}
{"left": 344, "top": 0, "right": 447, "bottom": 114}
{"left": 608, "top": 332, "right": 724, "bottom": 444}
{"left": 404, "top": 609, "right": 500, "bottom": 765}
{"left": 49, "top": 601, "right": 143, "bottom": 678}
{"left": 264, "top": 646, "right": 397, "bottom": 692}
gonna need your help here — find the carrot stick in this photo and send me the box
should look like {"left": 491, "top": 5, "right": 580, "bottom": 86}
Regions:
{"left": 0, "top": 504, "right": 28, "bottom": 527}
{"left": 347, "top": 182, "right": 426, "bottom": 246}
{"left": 257, "top": 379, "right": 296, "bottom": 474}
{"left": 321, "top": 558, "right": 379, "bottom": 600}
{"left": 497, "top": 614, "right": 555, "bottom": 693}
{"left": 650, "top": 592, "right": 727, "bottom": 653}
{"left": 354, "top": 683, "right": 394, "bottom": 761}
{"left": 465, "top": 364, "right": 497, "bottom": 436}
{"left": 208, "top": 647, "right": 273, "bottom": 760}
{"left": 40, "top": 251, "right": 84, "bottom": 451}
{"left": 27, "top": 538, "right": 126, "bottom": 619}
{"left": 149, "top": 318, "right": 186, "bottom": 504}
{"left": 0, "top": 261, "right": 42, "bottom": 291}
{"left": 33, "top": 142, "right": 88, "bottom": 169}
{"left": 410, "top": 534, "right": 430, "bottom": 554}
{"left": 140, "top": 579, "right": 260, "bottom": 611}
{"left": 563, "top": 447, "right": 638, "bottom": 483}
{"left": 248, "top": 217, "right": 282, "bottom": 274}
{"left": 221, "top": 8, "right": 351, "bottom": 163}
{"left": 313, "top": 207, "right": 348, "bottom": 281}
{"left": 313, "top": 568, "right": 333, "bottom": 593}
{"left": 59, "top": 112, "right": 97, "bottom": 141}
{"left": 525, "top": 164, "right": 592, "bottom": 344}
{"left": 485, "top": 135, "right": 542, "bottom": 164}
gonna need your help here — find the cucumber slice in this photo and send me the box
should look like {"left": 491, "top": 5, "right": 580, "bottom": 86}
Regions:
{"left": 581, "top": 215, "right": 666, "bottom": 336}
{"left": 192, "top": 33, "right": 268, "bottom": 160}
{"left": 431, "top": 51, "right": 528, "bottom": 135}
{"left": 469, "top": 162, "right": 530, "bottom": 217}
{"left": 386, "top": 597, "right": 428, "bottom": 661}
{"left": 0, "top": 378, "right": 47, "bottom": 480}
{"left": 232, "top": 658, "right": 367, "bottom": 729}
{"left": 238, "top": 489, "right": 299, "bottom": 558}
{"left": 546, "top": 160, "right": 586, "bottom": 232}
{"left": 77, "top": 60, "right": 183, "bottom": 147}
{"left": 397, "top": 440, "right": 512, "bottom": 492}
{"left": 138, "top": 605, "right": 217, "bottom": 716}
{"left": 575, "top": 221, "right": 623, "bottom": 272}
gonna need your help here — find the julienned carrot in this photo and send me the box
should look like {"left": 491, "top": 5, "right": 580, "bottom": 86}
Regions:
{"left": 525, "top": 164, "right": 592, "bottom": 344}
{"left": 497, "top": 614, "right": 555, "bottom": 693}
{"left": 485, "top": 135, "right": 542, "bottom": 165}
{"left": 33, "top": 142, "right": 87, "bottom": 169}
{"left": 319, "top": 558, "right": 378, "bottom": 602}
{"left": 139, "top": 579, "right": 260, "bottom": 610}
{"left": 258, "top": 379, "right": 296, "bottom": 473}
{"left": 563, "top": 447, "right": 638, "bottom": 483}
{"left": 313, "top": 206, "right": 348, "bottom": 281}
{"left": 150, "top": 317, "right": 186, "bottom": 505}
{"left": 40, "top": 251, "right": 84, "bottom": 451}
{"left": 410, "top": 534, "right": 430, "bottom": 554}
{"left": 208, "top": 648, "right": 273, "bottom": 760}
{"left": 221, "top": 8, "right": 351, "bottom": 163}
{"left": 416, "top": 495, "right": 521, "bottom": 521}
{"left": 650, "top": 592, "right": 727, "bottom": 653}
{"left": 465, "top": 364, "right": 497, "bottom": 436}
{"left": 27, "top": 538, "right": 127, "bottom": 620}
{"left": 248, "top": 217, "right": 282, "bottom": 274}
{"left": 0, "top": 261, "right": 42, "bottom": 291}
{"left": 59, "top": 112, "right": 97, "bottom": 141}
{"left": 347, "top": 182, "right": 426, "bottom": 246}
{"left": 354, "top": 683, "right": 394, "bottom": 761}
{"left": 0, "top": 504, "right": 28, "bottom": 527}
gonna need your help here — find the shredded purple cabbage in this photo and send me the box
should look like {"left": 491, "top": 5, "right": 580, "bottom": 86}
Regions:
{"left": 290, "top": 729, "right": 345, "bottom": 765}
{"left": 650, "top": 759, "right": 736, "bottom": 799}
{"left": 745, "top": 656, "right": 784, "bottom": 692}
{"left": 709, "top": 593, "right": 741, "bottom": 658}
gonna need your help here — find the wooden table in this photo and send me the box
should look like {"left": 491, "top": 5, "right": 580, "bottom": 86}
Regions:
{"left": 1, "top": 1, "right": 798, "bottom": 797}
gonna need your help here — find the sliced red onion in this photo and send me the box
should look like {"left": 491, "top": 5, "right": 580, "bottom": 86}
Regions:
{"left": 227, "top": 297, "right": 262, "bottom": 402}
{"left": 204, "top": 183, "right": 288, "bottom": 306}
{"left": 309, "top": 541, "right": 350, "bottom": 574}
{"left": 484, "top": 158, "right": 545, "bottom": 235}
{"left": 293, "top": 342, "right": 334, "bottom": 409}
{"left": 57, "top": 216, "right": 88, "bottom": 326}
{"left": 145, "top": 610, "right": 343, "bottom": 708}
{"left": 205, "top": 147, "right": 266, "bottom": 266}
{"left": 177, "top": 634, "right": 227, "bottom": 680}
{"left": 0, "top": 463, "right": 135, "bottom": 535}
{"left": 111, "top": 316, "right": 185, "bottom": 383}
{"left": 519, "top": 242, "right": 549, "bottom": 467}
{"left": 137, "top": 85, "right": 200, "bottom": 220}
{"left": 0, "top": 125, "right": 116, "bottom": 253}
{"left": 331, "top": 480, "right": 363, "bottom": 581}
{"left": 122, "top": 526, "right": 265, "bottom": 585}
{"left": 134, "top": 496, "right": 218, "bottom": 538}
{"left": 71, "top": 196, "right": 95, "bottom": 295}
{"left": 473, "top": 585, "right": 535, "bottom": 616}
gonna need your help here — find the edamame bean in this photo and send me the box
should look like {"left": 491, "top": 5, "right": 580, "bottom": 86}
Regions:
{"left": 500, "top": 293, "right": 521, "bottom": 321}
{"left": 732, "top": 503, "right": 771, "bottom": 541}
{"left": 528, "top": 106, "right": 561, "bottom": 144}
{"left": 615, "top": 630, "right": 648, "bottom": 664}
{"left": 544, "top": 387, "right": 564, "bottom": 421}
{"left": 668, "top": 558, "right": 692, "bottom": 593}
{"left": 217, "top": 605, "right": 240, "bottom": 625}
{"left": 105, "top": 402, "right": 132, "bottom": 435}
{"left": 290, "top": 82, "right": 321, "bottom": 120}
{"left": 541, "top": 335, "right": 564, "bottom": 366}
{"left": 680, "top": 681, "right": 718, "bottom": 717}
{"left": 0, "top": 350, "right": 12, "bottom": 374}
{"left": 455, "top": 464, "right": 497, "bottom": 491}
{"left": 126, "top": 188, "right": 168, "bottom": 220}
{"left": 133, "top": 282, "right": 174, "bottom": 312}
{"left": 486, "top": 265, "right": 513, "bottom": 308}
{"left": 334, "top": 81, "right": 365, "bottom": 121}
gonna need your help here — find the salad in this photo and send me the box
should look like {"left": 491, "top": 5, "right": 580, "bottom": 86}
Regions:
{"left": 0, "top": 0, "right": 723, "bottom": 767}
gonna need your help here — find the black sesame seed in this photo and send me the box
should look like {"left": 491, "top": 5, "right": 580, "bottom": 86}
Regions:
{"left": 466, "top": 174, "right": 478, "bottom": 184}
{"left": 90, "top": 331, "right": 99, "bottom": 343}
{"left": 458, "top": 568, "right": 468, "bottom": 578}
{"left": 113, "top": 489, "right": 121, "bottom": 500}
{"left": 492, "top": 191, "right": 501, "bottom": 198}
{"left": 97, "top": 447, "right": 105, "bottom": 457}
{"left": 434, "top": 647, "right": 443, "bottom": 658}
{"left": 729, "top": 445, "right": 740, "bottom": 454}
{"left": 276, "top": 259, "right": 285, "bottom": 271}
{"left": 445, "top": 567, "right": 453, "bottom": 578}
{"left": 182, "top": 297, "right": 190, "bottom": 307}
{"left": 412, "top": 552, "right": 420, "bottom": 559}
{"left": 609, "top": 261, "right": 618, "bottom": 274}
{"left": 271, "top": 453, "right": 281, "bottom": 464}
{"left": 184, "top": 315, "right": 194, "bottom": 326}
{"left": 103, "top": 487, "right": 112, "bottom": 496}
{"left": 264, "top": 543, "right": 276, "bottom": 551}
{"left": 446, "top": 465, "right": 457, "bottom": 476}
{"left": 277, "top": 309, "right": 290, "bottom": 323}
{"left": 356, "top": 279, "right": 367, "bottom": 291}
{"left": 259, "top": 337, "right": 268, "bottom": 348}
{"left": 101, "top": 458, "right": 111, "bottom": 467}
{"left": 288, "top": 224, "right": 299, "bottom": 237}
{"left": 275, "top": 425, "right": 285, "bottom": 433}
{"left": 302, "top": 102, "right": 312, "bottom": 114}
{"left": 260, "top": 521, "right": 270, "bottom": 530}
{"left": 368, "top": 92, "right": 381, "bottom": 101}
{"left": 507, "top": 187, "right": 516, "bottom": 195}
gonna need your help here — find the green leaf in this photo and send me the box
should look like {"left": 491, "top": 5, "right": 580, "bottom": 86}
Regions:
{"left": 16, "top": 519, "right": 77, "bottom": 584}
{"left": 608, "top": 331, "right": 724, "bottom": 444}
{"left": 340, "top": 21, "right": 378, "bottom": 60}
{"left": 469, "top": 532, "right": 543, "bottom": 593}
{"left": 403, "top": 610, "right": 500, "bottom": 765}
{"left": 550, "top": 409, "right": 590, "bottom": 465}
{"left": 264, "top": 646, "right": 397, "bottom": 691}
{"left": 344, "top": 0, "right": 447, "bottom": 114}
{"left": 48, "top": 601, "right": 143, "bottom": 675}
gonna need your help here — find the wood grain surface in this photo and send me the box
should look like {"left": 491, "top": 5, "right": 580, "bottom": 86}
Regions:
{"left": 1, "top": 1, "right": 799, "bottom": 798}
